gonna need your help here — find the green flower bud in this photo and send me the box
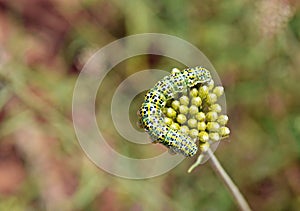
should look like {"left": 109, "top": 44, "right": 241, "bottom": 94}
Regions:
{"left": 176, "top": 114, "right": 187, "bottom": 124}
{"left": 213, "top": 86, "right": 224, "bottom": 97}
{"left": 200, "top": 141, "right": 210, "bottom": 152}
{"left": 179, "top": 105, "right": 189, "bottom": 115}
{"left": 171, "top": 100, "right": 180, "bottom": 111}
{"left": 209, "top": 104, "right": 222, "bottom": 113}
{"left": 209, "top": 132, "right": 220, "bottom": 142}
{"left": 164, "top": 117, "right": 173, "bottom": 126}
{"left": 195, "top": 112, "right": 206, "bottom": 121}
{"left": 206, "top": 93, "right": 218, "bottom": 104}
{"left": 217, "top": 115, "right": 229, "bottom": 125}
{"left": 180, "top": 125, "right": 190, "bottom": 134}
{"left": 189, "top": 129, "right": 199, "bottom": 139}
{"left": 206, "top": 111, "right": 218, "bottom": 122}
{"left": 179, "top": 95, "right": 189, "bottom": 106}
{"left": 191, "top": 96, "right": 202, "bottom": 107}
{"left": 189, "top": 105, "right": 199, "bottom": 116}
{"left": 166, "top": 107, "right": 177, "bottom": 118}
{"left": 189, "top": 88, "right": 198, "bottom": 97}
{"left": 219, "top": 126, "right": 230, "bottom": 137}
{"left": 197, "top": 121, "right": 206, "bottom": 131}
{"left": 162, "top": 107, "right": 167, "bottom": 114}
{"left": 170, "top": 122, "right": 180, "bottom": 130}
{"left": 207, "top": 79, "right": 215, "bottom": 90}
{"left": 187, "top": 118, "right": 197, "bottom": 128}
{"left": 199, "top": 85, "right": 209, "bottom": 98}
{"left": 206, "top": 122, "right": 220, "bottom": 131}
{"left": 198, "top": 131, "right": 209, "bottom": 142}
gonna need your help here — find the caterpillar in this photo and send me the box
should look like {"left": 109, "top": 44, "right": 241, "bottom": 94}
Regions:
{"left": 139, "top": 66, "right": 212, "bottom": 157}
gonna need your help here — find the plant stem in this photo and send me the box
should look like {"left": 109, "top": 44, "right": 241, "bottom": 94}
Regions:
{"left": 207, "top": 148, "right": 252, "bottom": 211}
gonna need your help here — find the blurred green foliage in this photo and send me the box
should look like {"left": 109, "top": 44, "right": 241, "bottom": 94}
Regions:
{"left": 0, "top": 0, "right": 300, "bottom": 210}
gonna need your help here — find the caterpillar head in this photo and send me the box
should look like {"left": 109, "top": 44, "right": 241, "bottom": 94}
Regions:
{"left": 183, "top": 66, "right": 212, "bottom": 87}
{"left": 195, "top": 66, "right": 212, "bottom": 83}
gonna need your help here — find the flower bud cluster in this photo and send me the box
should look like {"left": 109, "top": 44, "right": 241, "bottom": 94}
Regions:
{"left": 162, "top": 79, "right": 230, "bottom": 152}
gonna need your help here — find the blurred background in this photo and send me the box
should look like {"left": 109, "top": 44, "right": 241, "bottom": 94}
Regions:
{"left": 0, "top": 0, "right": 299, "bottom": 210}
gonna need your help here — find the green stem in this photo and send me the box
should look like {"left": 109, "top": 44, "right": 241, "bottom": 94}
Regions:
{"left": 207, "top": 148, "right": 252, "bottom": 211}
{"left": 188, "top": 148, "right": 252, "bottom": 211}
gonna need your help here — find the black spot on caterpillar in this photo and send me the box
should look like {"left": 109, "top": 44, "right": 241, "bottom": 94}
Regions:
{"left": 139, "top": 66, "right": 212, "bottom": 156}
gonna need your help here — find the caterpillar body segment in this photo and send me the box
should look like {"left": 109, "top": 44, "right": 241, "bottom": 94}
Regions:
{"left": 164, "top": 129, "right": 198, "bottom": 157}
{"left": 143, "top": 89, "right": 167, "bottom": 108}
{"left": 152, "top": 75, "right": 175, "bottom": 100}
{"left": 140, "top": 102, "right": 166, "bottom": 141}
{"left": 140, "top": 103, "right": 197, "bottom": 156}
{"left": 139, "top": 66, "right": 212, "bottom": 157}
{"left": 168, "top": 71, "right": 188, "bottom": 94}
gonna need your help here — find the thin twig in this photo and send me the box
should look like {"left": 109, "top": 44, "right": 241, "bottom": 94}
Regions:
{"left": 187, "top": 153, "right": 204, "bottom": 173}
{"left": 207, "top": 148, "right": 252, "bottom": 211}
